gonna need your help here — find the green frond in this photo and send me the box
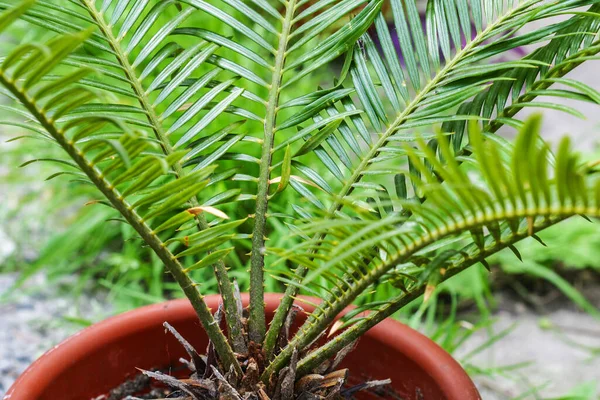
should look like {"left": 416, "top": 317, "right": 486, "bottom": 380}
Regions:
{"left": 294, "top": 0, "right": 600, "bottom": 213}
{"left": 265, "top": 114, "right": 600, "bottom": 379}
{"left": 0, "top": 1, "right": 244, "bottom": 374}
{"left": 266, "top": 0, "right": 600, "bottom": 360}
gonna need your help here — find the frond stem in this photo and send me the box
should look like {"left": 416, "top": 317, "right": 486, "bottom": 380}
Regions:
{"left": 248, "top": 0, "right": 296, "bottom": 344}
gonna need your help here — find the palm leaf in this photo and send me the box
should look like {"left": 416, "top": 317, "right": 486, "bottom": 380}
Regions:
{"left": 265, "top": 0, "right": 600, "bottom": 360}
{"left": 0, "top": 0, "right": 243, "bottom": 374}
{"left": 265, "top": 114, "right": 600, "bottom": 377}
{"left": 0, "top": 0, "right": 386, "bottom": 344}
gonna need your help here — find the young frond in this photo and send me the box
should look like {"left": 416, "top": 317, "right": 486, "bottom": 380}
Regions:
{"left": 265, "top": 114, "right": 600, "bottom": 378}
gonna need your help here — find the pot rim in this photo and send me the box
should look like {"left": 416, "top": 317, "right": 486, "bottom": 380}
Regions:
{"left": 5, "top": 293, "right": 480, "bottom": 400}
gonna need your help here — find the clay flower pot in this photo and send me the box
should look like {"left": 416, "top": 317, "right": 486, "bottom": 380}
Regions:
{"left": 6, "top": 293, "right": 480, "bottom": 400}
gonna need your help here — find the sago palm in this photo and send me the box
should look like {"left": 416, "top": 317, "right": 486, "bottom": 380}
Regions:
{"left": 1, "top": 0, "right": 600, "bottom": 398}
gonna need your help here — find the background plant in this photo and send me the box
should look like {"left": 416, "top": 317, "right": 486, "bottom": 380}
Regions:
{"left": 1, "top": 0, "right": 600, "bottom": 397}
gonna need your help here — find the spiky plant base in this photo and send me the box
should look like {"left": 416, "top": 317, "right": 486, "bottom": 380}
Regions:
{"left": 123, "top": 306, "right": 390, "bottom": 400}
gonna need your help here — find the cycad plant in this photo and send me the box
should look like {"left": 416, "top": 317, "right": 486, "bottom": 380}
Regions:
{"left": 2, "top": 0, "right": 600, "bottom": 398}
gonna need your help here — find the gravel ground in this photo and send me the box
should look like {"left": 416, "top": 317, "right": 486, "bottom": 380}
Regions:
{"left": 458, "top": 294, "right": 600, "bottom": 399}
{"left": 0, "top": 274, "right": 111, "bottom": 396}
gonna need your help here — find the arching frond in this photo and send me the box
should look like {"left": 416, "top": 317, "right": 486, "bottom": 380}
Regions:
{"left": 287, "top": 1, "right": 600, "bottom": 211}
{"left": 0, "top": 0, "right": 243, "bottom": 374}
{"left": 266, "top": 0, "right": 600, "bottom": 358}
{"left": 264, "top": 114, "right": 600, "bottom": 378}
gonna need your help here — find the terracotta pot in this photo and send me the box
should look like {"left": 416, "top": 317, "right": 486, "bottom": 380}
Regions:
{"left": 6, "top": 293, "right": 480, "bottom": 400}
